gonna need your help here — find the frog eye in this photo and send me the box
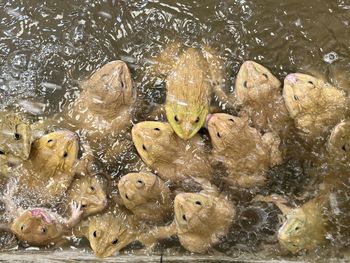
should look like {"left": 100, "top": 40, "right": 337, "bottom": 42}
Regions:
{"left": 90, "top": 186, "right": 95, "bottom": 191}
{"left": 182, "top": 214, "right": 187, "bottom": 221}
{"left": 93, "top": 231, "right": 97, "bottom": 238}
{"left": 125, "top": 194, "right": 129, "bottom": 200}
{"left": 228, "top": 118, "right": 234, "bottom": 122}
{"left": 195, "top": 117, "right": 200, "bottom": 123}
{"left": 63, "top": 151, "right": 68, "bottom": 158}
{"left": 294, "top": 95, "right": 299, "bottom": 101}
{"left": 243, "top": 81, "right": 248, "bottom": 88}
{"left": 41, "top": 227, "right": 47, "bottom": 234}
{"left": 195, "top": 201, "right": 202, "bottom": 206}
{"left": 154, "top": 127, "right": 160, "bottom": 131}
{"left": 81, "top": 203, "right": 87, "bottom": 208}
{"left": 47, "top": 139, "right": 55, "bottom": 147}
{"left": 342, "top": 144, "right": 347, "bottom": 152}
{"left": 217, "top": 132, "right": 221, "bottom": 138}
{"left": 112, "top": 238, "right": 118, "bottom": 245}
{"left": 14, "top": 133, "right": 21, "bottom": 140}
{"left": 308, "top": 81, "right": 314, "bottom": 85}
{"left": 0, "top": 150, "right": 5, "bottom": 155}
{"left": 20, "top": 225, "right": 25, "bottom": 231}
{"left": 142, "top": 145, "right": 147, "bottom": 151}
{"left": 262, "top": 73, "right": 268, "bottom": 79}
{"left": 136, "top": 179, "right": 144, "bottom": 188}
{"left": 174, "top": 115, "right": 179, "bottom": 122}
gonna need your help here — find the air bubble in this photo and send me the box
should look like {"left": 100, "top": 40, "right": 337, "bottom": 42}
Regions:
{"left": 323, "top": 52, "right": 338, "bottom": 64}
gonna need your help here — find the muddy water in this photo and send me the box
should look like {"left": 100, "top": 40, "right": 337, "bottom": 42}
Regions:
{"left": 0, "top": 0, "right": 350, "bottom": 261}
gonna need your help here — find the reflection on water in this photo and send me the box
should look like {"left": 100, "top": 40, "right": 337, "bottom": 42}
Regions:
{"left": 0, "top": 0, "right": 350, "bottom": 261}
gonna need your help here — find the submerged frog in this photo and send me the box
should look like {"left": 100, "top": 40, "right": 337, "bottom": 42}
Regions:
{"left": 255, "top": 182, "right": 350, "bottom": 254}
{"left": 207, "top": 113, "right": 282, "bottom": 188}
{"left": 118, "top": 172, "right": 173, "bottom": 223}
{"left": 138, "top": 182, "right": 235, "bottom": 253}
{"left": 131, "top": 121, "right": 213, "bottom": 188}
{"left": 283, "top": 73, "right": 348, "bottom": 139}
{"left": 66, "top": 174, "right": 108, "bottom": 218}
{"left": 235, "top": 61, "right": 291, "bottom": 134}
{"left": 327, "top": 120, "right": 350, "bottom": 162}
{"left": 64, "top": 60, "right": 134, "bottom": 164}
{"left": 17, "top": 130, "right": 79, "bottom": 203}
{"left": 153, "top": 44, "right": 228, "bottom": 140}
{"left": 0, "top": 187, "right": 83, "bottom": 246}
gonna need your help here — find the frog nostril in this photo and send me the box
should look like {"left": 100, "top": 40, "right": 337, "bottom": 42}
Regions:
{"left": 125, "top": 194, "right": 129, "bottom": 200}
{"left": 182, "top": 214, "right": 187, "bottom": 221}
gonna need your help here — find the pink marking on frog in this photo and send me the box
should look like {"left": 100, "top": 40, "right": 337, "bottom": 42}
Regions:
{"left": 30, "top": 208, "right": 53, "bottom": 224}
{"left": 285, "top": 74, "right": 297, "bottom": 84}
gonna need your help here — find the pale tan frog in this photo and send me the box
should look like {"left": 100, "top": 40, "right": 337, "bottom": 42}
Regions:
{"left": 207, "top": 113, "right": 282, "bottom": 188}
{"left": 327, "top": 120, "right": 350, "bottom": 163}
{"left": 283, "top": 73, "right": 348, "bottom": 139}
{"left": 0, "top": 186, "right": 83, "bottom": 246}
{"left": 64, "top": 60, "right": 134, "bottom": 164}
{"left": 118, "top": 172, "right": 173, "bottom": 223}
{"left": 235, "top": 61, "right": 291, "bottom": 134}
{"left": 131, "top": 121, "right": 213, "bottom": 188}
{"left": 138, "top": 181, "right": 236, "bottom": 253}
{"left": 153, "top": 43, "right": 228, "bottom": 140}
{"left": 17, "top": 130, "right": 79, "bottom": 203}
{"left": 66, "top": 174, "right": 108, "bottom": 218}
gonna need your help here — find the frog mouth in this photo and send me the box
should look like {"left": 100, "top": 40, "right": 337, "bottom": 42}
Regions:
{"left": 30, "top": 208, "right": 53, "bottom": 224}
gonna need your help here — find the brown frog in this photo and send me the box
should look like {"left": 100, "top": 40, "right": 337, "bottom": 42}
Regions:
{"left": 327, "top": 120, "right": 350, "bottom": 163}
{"left": 118, "top": 172, "right": 173, "bottom": 223}
{"left": 283, "top": 73, "right": 348, "bottom": 139}
{"left": 207, "top": 113, "right": 282, "bottom": 188}
{"left": 131, "top": 121, "right": 213, "bottom": 188}
{"left": 64, "top": 60, "right": 134, "bottom": 164}
{"left": 76, "top": 208, "right": 142, "bottom": 258}
{"left": 17, "top": 130, "right": 79, "bottom": 203}
{"left": 66, "top": 174, "right": 108, "bottom": 218}
{"left": 138, "top": 182, "right": 236, "bottom": 253}
{"left": 235, "top": 61, "right": 291, "bottom": 134}
{"left": 0, "top": 186, "right": 83, "bottom": 246}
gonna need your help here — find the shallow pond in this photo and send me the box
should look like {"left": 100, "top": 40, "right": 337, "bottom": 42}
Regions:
{"left": 0, "top": 0, "right": 350, "bottom": 262}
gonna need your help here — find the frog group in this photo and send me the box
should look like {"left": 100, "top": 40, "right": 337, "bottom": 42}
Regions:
{"left": 0, "top": 43, "right": 349, "bottom": 258}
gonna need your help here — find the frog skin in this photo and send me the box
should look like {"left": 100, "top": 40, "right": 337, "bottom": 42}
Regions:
{"left": 235, "top": 61, "right": 292, "bottom": 135}
{"left": 131, "top": 121, "right": 213, "bottom": 188}
{"left": 17, "top": 130, "right": 79, "bottom": 203}
{"left": 0, "top": 186, "right": 83, "bottom": 246}
{"left": 153, "top": 44, "right": 228, "bottom": 140}
{"left": 283, "top": 73, "right": 348, "bottom": 139}
{"left": 66, "top": 174, "right": 108, "bottom": 218}
{"left": 207, "top": 113, "right": 282, "bottom": 188}
{"left": 64, "top": 60, "right": 134, "bottom": 164}
{"left": 118, "top": 172, "right": 173, "bottom": 223}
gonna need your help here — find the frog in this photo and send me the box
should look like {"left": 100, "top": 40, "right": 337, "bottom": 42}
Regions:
{"left": 64, "top": 60, "right": 134, "bottom": 165}
{"left": 17, "top": 129, "right": 79, "bottom": 204}
{"left": 66, "top": 174, "right": 108, "bottom": 218}
{"left": 235, "top": 61, "right": 292, "bottom": 135}
{"left": 207, "top": 113, "right": 283, "bottom": 188}
{"left": 152, "top": 43, "right": 229, "bottom": 140}
{"left": 283, "top": 73, "right": 348, "bottom": 139}
{"left": 137, "top": 181, "right": 236, "bottom": 253}
{"left": 0, "top": 185, "right": 83, "bottom": 246}
{"left": 118, "top": 171, "right": 173, "bottom": 223}
{"left": 75, "top": 208, "right": 143, "bottom": 258}
{"left": 131, "top": 121, "right": 213, "bottom": 188}
{"left": 254, "top": 177, "right": 350, "bottom": 255}
{"left": 327, "top": 120, "right": 350, "bottom": 163}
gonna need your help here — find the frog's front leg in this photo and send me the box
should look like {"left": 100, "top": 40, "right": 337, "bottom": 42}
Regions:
{"left": 262, "top": 132, "right": 283, "bottom": 167}
{"left": 65, "top": 201, "right": 83, "bottom": 229}
{"left": 137, "top": 222, "right": 177, "bottom": 247}
{"left": 253, "top": 194, "right": 292, "bottom": 215}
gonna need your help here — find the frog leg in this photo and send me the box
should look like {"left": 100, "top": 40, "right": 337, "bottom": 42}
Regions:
{"left": 65, "top": 201, "right": 83, "bottom": 229}
{"left": 253, "top": 194, "right": 292, "bottom": 215}
{"left": 201, "top": 46, "right": 237, "bottom": 110}
{"left": 137, "top": 221, "right": 177, "bottom": 247}
{"left": 262, "top": 132, "right": 283, "bottom": 167}
{"left": 234, "top": 174, "right": 267, "bottom": 188}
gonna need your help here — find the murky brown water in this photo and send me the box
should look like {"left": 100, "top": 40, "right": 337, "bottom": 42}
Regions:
{"left": 0, "top": 0, "right": 350, "bottom": 261}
